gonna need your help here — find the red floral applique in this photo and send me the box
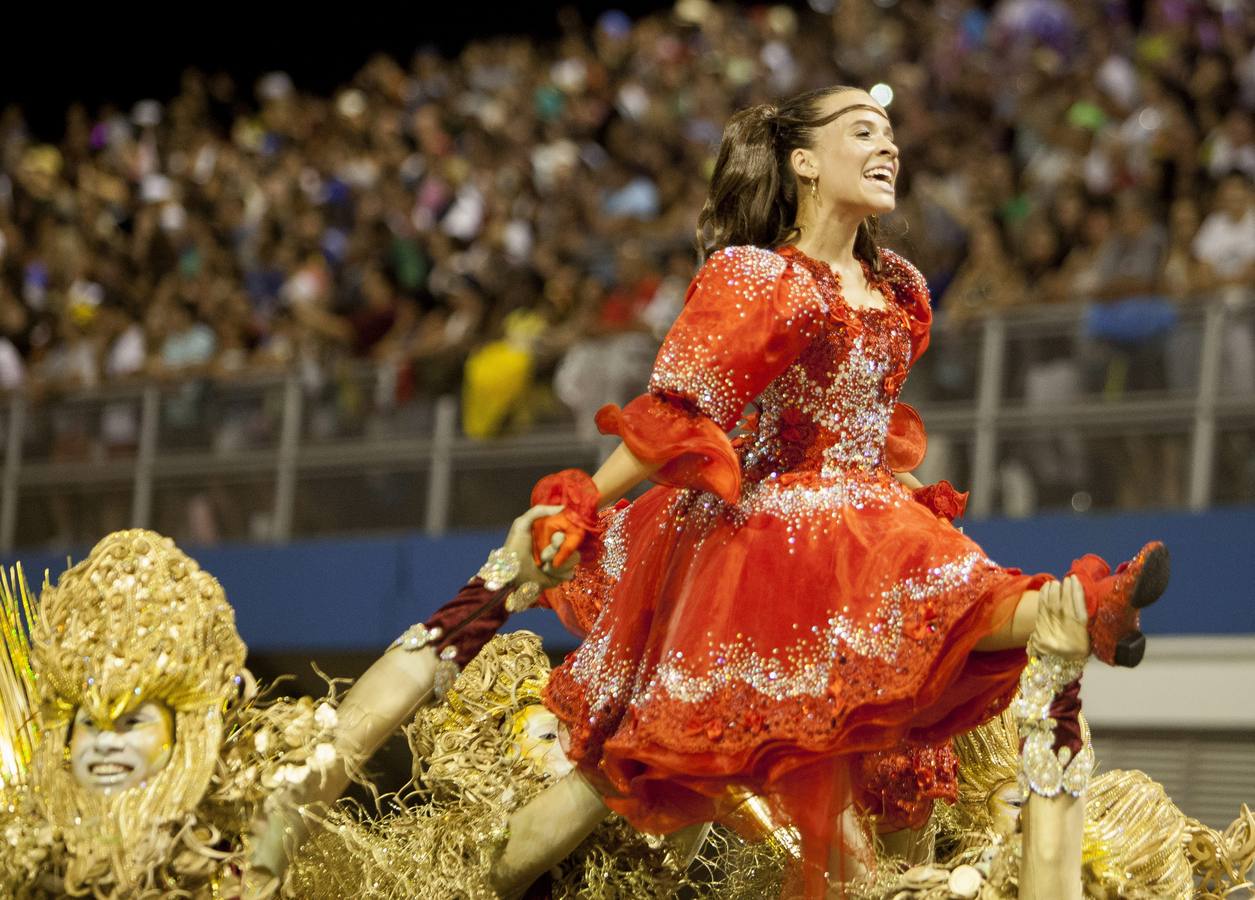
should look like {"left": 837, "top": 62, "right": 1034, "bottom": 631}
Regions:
{"left": 778, "top": 408, "right": 817, "bottom": 445}
{"left": 882, "top": 366, "right": 908, "bottom": 397}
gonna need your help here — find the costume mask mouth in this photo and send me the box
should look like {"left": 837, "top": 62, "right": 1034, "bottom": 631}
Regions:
{"left": 84, "top": 759, "right": 138, "bottom": 787}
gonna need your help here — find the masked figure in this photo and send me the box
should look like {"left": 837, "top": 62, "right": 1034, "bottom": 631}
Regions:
{"left": 0, "top": 530, "right": 346, "bottom": 898}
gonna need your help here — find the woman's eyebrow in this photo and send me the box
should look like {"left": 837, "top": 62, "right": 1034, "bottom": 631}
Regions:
{"left": 847, "top": 116, "right": 895, "bottom": 137}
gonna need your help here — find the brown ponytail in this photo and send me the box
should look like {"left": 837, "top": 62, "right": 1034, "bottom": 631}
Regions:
{"left": 696, "top": 86, "right": 883, "bottom": 274}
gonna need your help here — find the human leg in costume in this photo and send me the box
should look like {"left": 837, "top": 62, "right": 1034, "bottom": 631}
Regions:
{"left": 878, "top": 577, "right": 1253, "bottom": 898}
{"left": 286, "top": 630, "right": 762, "bottom": 900}
{"left": 250, "top": 504, "right": 580, "bottom": 881}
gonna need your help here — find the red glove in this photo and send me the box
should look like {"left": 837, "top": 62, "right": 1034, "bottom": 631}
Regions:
{"left": 912, "top": 480, "right": 969, "bottom": 522}
{"left": 530, "top": 470, "right": 600, "bottom": 569}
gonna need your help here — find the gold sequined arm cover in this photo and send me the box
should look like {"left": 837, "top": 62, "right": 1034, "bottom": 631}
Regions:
{"left": 595, "top": 245, "right": 829, "bottom": 504}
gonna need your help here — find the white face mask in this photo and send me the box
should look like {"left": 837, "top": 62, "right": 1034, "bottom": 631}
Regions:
{"left": 507, "top": 705, "right": 574, "bottom": 780}
{"left": 69, "top": 701, "right": 175, "bottom": 794}
{"left": 987, "top": 779, "right": 1025, "bottom": 836}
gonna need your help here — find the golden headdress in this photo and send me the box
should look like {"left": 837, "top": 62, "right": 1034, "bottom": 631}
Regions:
{"left": 410, "top": 629, "right": 549, "bottom": 802}
{"left": 26, "top": 529, "right": 248, "bottom": 894}
{"left": 1082, "top": 768, "right": 1193, "bottom": 897}
{"left": 31, "top": 528, "right": 245, "bottom": 727}
{"left": 951, "top": 707, "right": 1020, "bottom": 824}
{"left": 0, "top": 565, "right": 39, "bottom": 795}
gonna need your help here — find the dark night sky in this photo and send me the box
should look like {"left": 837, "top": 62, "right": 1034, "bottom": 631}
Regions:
{"left": 0, "top": 2, "right": 687, "bottom": 138}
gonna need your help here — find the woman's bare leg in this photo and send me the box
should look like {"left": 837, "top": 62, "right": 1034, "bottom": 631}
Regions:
{"left": 825, "top": 806, "right": 875, "bottom": 898}
{"left": 489, "top": 771, "right": 610, "bottom": 899}
{"left": 877, "top": 825, "right": 934, "bottom": 866}
{"left": 974, "top": 588, "right": 1041, "bottom": 651}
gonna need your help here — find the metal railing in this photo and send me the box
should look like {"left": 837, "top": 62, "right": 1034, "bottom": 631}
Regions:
{"left": 3, "top": 296, "right": 1253, "bottom": 552}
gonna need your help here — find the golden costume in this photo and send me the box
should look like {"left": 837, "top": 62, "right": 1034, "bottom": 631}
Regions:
{"left": 875, "top": 706, "right": 1255, "bottom": 899}
{"left": 0, "top": 530, "right": 345, "bottom": 899}
{"left": 290, "top": 630, "right": 788, "bottom": 899}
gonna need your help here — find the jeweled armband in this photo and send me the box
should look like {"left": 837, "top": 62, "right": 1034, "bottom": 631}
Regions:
{"left": 477, "top": 548, "right": 521, "bottom": 591}
{"left": 476, "top": 548, "right": 540, "bottom": 612}
{"left": 389, "top": 622, "right": 443, "bottom": 652}
{"left": 1011, "top": 648, "right": 1094, "bottom": 799}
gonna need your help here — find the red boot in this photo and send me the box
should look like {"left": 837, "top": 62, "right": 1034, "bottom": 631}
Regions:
{"left": 1067, "top": 542, "right": 1170, "bottom": 668}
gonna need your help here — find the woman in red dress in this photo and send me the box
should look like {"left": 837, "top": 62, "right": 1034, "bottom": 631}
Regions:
{"left": 491, "top": 85, "right": 1170, "bottom": 898}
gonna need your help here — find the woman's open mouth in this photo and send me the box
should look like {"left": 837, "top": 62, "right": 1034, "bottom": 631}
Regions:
{"left": 864, "top": 166, "right": 895, "bottom": 191}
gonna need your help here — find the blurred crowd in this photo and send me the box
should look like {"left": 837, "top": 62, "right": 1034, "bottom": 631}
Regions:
{"left": 0, "top": 0, "right": 1252, "bottom": 539}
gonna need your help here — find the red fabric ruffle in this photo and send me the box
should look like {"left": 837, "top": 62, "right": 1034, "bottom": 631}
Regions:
{"left": 885, "top": 402, "right": 927, "bottom": 473}
{"left": 912, "top": 480, "right": 970, "bottom": 522}
{"left": 531, "top": 469, "right": 599, "bottom": 530}
{"left": 530, "top": 470, "right": 602, "bottom": 568}
{"left": 596, "top": 393, "right": 741, "bottom": 503}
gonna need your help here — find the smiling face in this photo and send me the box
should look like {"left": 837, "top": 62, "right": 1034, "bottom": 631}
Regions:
{"left": 69, "top": 701, "right": 175, "bottom": 794}
{"left": 791, "top": 89, "right": 899, "bottom": 217}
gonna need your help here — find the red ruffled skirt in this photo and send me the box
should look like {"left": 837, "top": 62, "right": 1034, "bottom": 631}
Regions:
{"left": 542, "top": 463, "right": 1046, "bottom": 893}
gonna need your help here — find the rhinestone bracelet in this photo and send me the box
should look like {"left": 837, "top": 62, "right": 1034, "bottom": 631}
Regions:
{"left": 1011, "top": 646, "right": 1094, "bottom": 799}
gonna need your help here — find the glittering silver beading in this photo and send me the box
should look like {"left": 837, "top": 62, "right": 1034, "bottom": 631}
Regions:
{"left": 1011, "top": 649, "right": 1093, "bottom": 799}
{"left": 567, "top": 548, "right": 999, "bottom": 722}
{"left": 389, "top": 622, "right": 442, "bottom": 652}
{"left": 476, "top": 548, "right": 521, "bottom": 592}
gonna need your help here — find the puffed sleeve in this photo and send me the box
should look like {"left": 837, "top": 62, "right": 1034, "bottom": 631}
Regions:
{"left": 880, "top": 248, "right": 933, "bottom": 367}
{"left": 596, "top": 245, "right": 825, "bottom": 503}
{"left": 879, "top": 250, "right": 933, "bottom": 472}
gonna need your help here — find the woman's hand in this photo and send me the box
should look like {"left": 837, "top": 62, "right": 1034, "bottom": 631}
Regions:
{"left": 1030, "top": 575, "right": 1088, "bottom": 660}
{"left": 507, "top": 505, "right": 580, "bottom": 588}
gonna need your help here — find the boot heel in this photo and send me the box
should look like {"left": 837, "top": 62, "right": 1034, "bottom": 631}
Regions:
{"left": 1113, "top": 631, "right": 1146, "bottom": 668}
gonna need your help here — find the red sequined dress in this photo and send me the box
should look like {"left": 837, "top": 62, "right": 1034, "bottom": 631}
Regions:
{"left": 541, "top": 244, "right": 1047, "bottom": 889}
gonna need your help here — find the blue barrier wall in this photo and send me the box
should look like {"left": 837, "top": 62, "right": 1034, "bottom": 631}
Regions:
{"left": 8, "top": 508, "right": 1254, "bottom": 652}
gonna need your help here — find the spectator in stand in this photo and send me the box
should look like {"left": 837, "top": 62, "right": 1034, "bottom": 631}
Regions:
{"left": 1083, "top": 191, "right": 1174, "bottom": 394}
{"left": 1193, "top": 172, "right": 1255, "bottom": 395}
{"left": 938, "top": 219, "right": 1026, "bottom": 328}
{"left": 0, "top": 0, "right": 1248, "bottom": 533}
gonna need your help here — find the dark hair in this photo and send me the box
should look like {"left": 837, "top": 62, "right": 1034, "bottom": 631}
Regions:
{"left": 696, "top": 86, "right": 883, "bottom": 273}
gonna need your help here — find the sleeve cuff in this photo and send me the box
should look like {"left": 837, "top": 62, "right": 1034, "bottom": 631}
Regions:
{"left": 596, "top": 393, "right": 741, "bottom": 503}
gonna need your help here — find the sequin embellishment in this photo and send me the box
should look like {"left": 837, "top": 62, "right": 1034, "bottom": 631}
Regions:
{"left": 642, "top": 552, "right": 994, "bottom": 705}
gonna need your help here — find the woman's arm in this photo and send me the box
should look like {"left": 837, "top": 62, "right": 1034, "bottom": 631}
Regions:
{"left": 592, "top": 442, "right": 662, "bottom": 506}
{"left": 1020, "top": 788, "right": 1085, "bottom": 900}
{"left": 894, "top": 470, "right": 923, "bottom": 491}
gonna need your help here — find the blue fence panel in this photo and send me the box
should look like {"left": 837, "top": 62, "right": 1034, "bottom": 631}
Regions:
{"left": 7, "top": 507, "right": 1252, "bottom": 652}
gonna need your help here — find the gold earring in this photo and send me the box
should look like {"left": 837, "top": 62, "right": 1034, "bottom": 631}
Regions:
{"left": 810, "top": 176, "right": 819, "bottom": 207}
